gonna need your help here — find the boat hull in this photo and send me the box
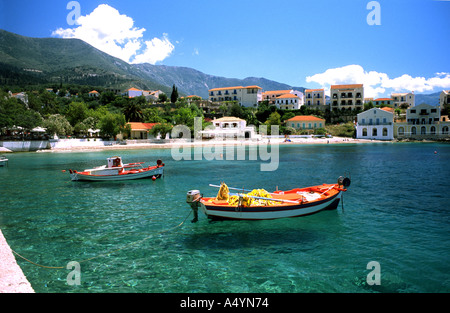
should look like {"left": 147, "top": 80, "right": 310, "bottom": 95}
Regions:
{"left": 199, "top": 188, "right": 342, "bottom": 221}
{"left": 70, "top": 166, "right": 164, "bottom": 181}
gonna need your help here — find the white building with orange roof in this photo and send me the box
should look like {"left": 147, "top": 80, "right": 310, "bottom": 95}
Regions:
{"left": 330, "top": 84, "right": 364, "bottom": 111}
{"left": 304, "top": 89, "right": 326, "bottom": 110}
{"left": 127, "top": 87, "right": 143, "bottom": 98}
{"left": 88, "top": 90, "right": 100, "bottom": 97}
{"left": 209, "top": 85, "right": 262, "bottom": 107}
{"left": 275, "top": 93, "right": 302, "bottom": 110}
{"left": 373, "top": 98, "right": 394, "bottom": 107}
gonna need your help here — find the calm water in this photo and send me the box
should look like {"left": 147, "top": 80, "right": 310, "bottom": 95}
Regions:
{"left": 0, "top": 143, "right": 449, "bottom": 293}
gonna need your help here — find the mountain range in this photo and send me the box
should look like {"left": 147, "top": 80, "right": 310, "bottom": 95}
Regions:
{"left": 0, "top": 29, "right": 441, "bottom": 104}
{"left": 0, "top": 29, "right": 303, "bottom": 98}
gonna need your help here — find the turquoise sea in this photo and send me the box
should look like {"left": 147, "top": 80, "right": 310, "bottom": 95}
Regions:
{"left": 0, "top": 143, "right": 449, "bottom": 293}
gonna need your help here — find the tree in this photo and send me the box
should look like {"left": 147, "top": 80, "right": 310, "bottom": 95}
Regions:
{"left": 230, "top": 102, "right": 244, "bottom": 119}
{"left": 123, "top": 102, "right": 143, "bottom": 122}
{"left": 98, "top": 112, "right": 126, "bottom": 139}
{"left": 171, "top": 84, "right": 178, "bottom": 103}
{"left": 150, "top": 123, "right": 173, "bottom": 139}
{"left": 43, "top": 114, "right": 73, "bottom": 137}
{"left": 65, "top": 101, "right": 88, "bottom": 126}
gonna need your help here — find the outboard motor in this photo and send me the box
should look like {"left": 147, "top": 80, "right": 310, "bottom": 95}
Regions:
{"left": 186, "top": 190, "right": 202, "bottom": 223}
{"left": 337, "top": 176, "right": 351, "bottom": 189}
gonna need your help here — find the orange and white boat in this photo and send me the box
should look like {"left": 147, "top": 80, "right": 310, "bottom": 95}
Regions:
{"left": 69, "top": 156, "right": 164, "bottom": 181}
{"left": 186, "top": 177, "right": 350, "bottom": 222}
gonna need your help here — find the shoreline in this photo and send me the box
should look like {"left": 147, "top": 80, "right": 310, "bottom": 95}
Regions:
{"left": 36, "top": 136, "right": 391, "bottom": 153}
{"left": 0, "top": 230, "right": 34, "bottom": 293}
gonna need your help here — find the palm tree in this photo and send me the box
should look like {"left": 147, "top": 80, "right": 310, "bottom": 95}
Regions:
{"left": 123, "top": 102, "right": 143, "bottom": 122}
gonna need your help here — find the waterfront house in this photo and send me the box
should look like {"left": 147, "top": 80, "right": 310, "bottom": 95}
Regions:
{"left": 391, "top": 92, "right": 415, "bottom": 108}
{"left": 356, "top": 107, "right": 394, "bottom": 140}
{"left": 126, "top": 122, "right": 158, "bottom": 139}
{"left": 286, "top": 116, "right": 325, "bottom": 131}
{"left": 394, "top": 103, "right": 450, "bottom": 139}
{"left": 199, "top": 116, "right": 258, "bottom": 139}
{"left": 330, "top": 84, "right": 364, "bottom": 111}
{"left": 304, "top": 89, "right": 326, "bottom": 111}
{"left": 209, "top": 86, "right": 262, "bottom": 108}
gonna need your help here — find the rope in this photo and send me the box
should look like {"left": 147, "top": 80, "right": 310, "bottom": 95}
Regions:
{"left": 11, "top": 211, "right": 192, "bottom": 270}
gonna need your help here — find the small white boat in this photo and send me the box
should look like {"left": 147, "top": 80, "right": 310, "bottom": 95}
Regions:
{"left": 69, "top": 156, "right": 164, "bottom": 181}
{"left": 0, "top": 156, "right": 8, "bottom": 167}
{"left": 186, "top": 177, "right": 351, "bottom": 222}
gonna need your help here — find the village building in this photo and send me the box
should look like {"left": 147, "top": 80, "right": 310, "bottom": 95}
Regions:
{"left": 199, "top": 116, "right": 258, "bottom": 139}
{"left": 330, "top": 84, "right": 364, "bottom": 111}
{"left": 373, "top": 98, "right": 395, "bottom": 107}
{"left": 127, "top": 88, "right": 143, "bottom": 98}
{"left": 262, "top": 89, "right": 304, "bottom": 107}
{"left": 440, "top": 90, "right": 450, "bottom": 111}
{"left": 208, "top": 86, "right": 262, "bottom": 108}
{"left": 275, "top": 93, "right": 302, "bottom": 110}
{"left": 304, "top": 89, "right": 326, "bottom": 111}
{"left": 88, "top": 90, "right": 100, "bottom": 98}
{"left": 356, "top": 107, "right": 394, "bottom": 140}
{"left": 391, "top": 92, "right": 415, "bottom": 108}
{"left": 125, "top": 122, "right": 158, "bottom": 140}
{"left": 394, "top": 103, "right": 450, "bottom": 139}
{"left": 286, "top": 116, "right": 325, "bottom": 131}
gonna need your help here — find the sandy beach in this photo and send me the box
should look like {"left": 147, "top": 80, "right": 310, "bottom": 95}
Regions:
{"left": 37, "top": 136, "right": 388, "bottom": 153}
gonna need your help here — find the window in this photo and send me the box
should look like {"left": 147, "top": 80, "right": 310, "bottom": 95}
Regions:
{"left": 308, "top": 123, "right": 312, "bottom": 129}
{"left": 363, "top": 128, "right": 368, "bottom": 136}
{"left": 411, "top": 127, "right": 417, "bottom": 135}
{"left": 443, "top": 126, "right": 449, "bottom": 134}
{"left": 383, "top": 128, "right": 388, "bottom": 136}
{"left": 421, "top": 126, "right": 426, "bottom": 135}
{"left": 372, "top": 128, "right": 377, "bottom": 136}
{"left": 398, "top": 127, "right": 405, "bottom": 136}
{"left": 431, "top": 126, "right": 436, "bottom": 134}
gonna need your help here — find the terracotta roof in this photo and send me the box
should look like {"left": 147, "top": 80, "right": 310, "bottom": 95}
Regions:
{"left": 287, "top": 116, "right": 325, "bottom": 122}
{"left": 128, "top": 122, "right": 158, "bottom": 131}
{"left": 305, "top": 89, "right": 324, "bottom": 92}
{"left": 374, "top": 98, "right": 392, "bottom": 101}
{"left": 263, "top": 90, "right": 293, "bottom": 95}
{"left": 331, "top": 84, "right": 363, "bottom": 89}
{"left": 89, "top": 90, "right": 99, "bottom": 94}
{"left": 276, "top": 94, "right": 299, "bottom": 99}
{"left": 209, "top": 86, "right": 243, "bottom": 91}
{"left": 381, "top": 107, "right": 394, "bottom": 113}
{"left": 128, "top": 88, "right": 142, "bottom": 91}
{"left": 214, "top": 116, "right": 245, "bottom": 122}
{"left": 209, "top": 85, "right": 261, "bottom": 92}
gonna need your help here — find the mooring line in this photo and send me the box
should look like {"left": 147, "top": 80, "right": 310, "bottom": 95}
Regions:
{"left": 11, "top": 211, "right": 192, "bottom": 270}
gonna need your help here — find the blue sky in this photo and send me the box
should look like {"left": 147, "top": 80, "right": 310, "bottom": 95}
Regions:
{"left": 1, "top": 0, "right": 449, "bottom": 98}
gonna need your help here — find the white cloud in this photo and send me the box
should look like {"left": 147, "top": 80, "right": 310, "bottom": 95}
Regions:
{"left": 52, "top": 4, "right": 174, "bottom": 64}
{"left": 306, "top": 65, "right": 450, "bottom": 98}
